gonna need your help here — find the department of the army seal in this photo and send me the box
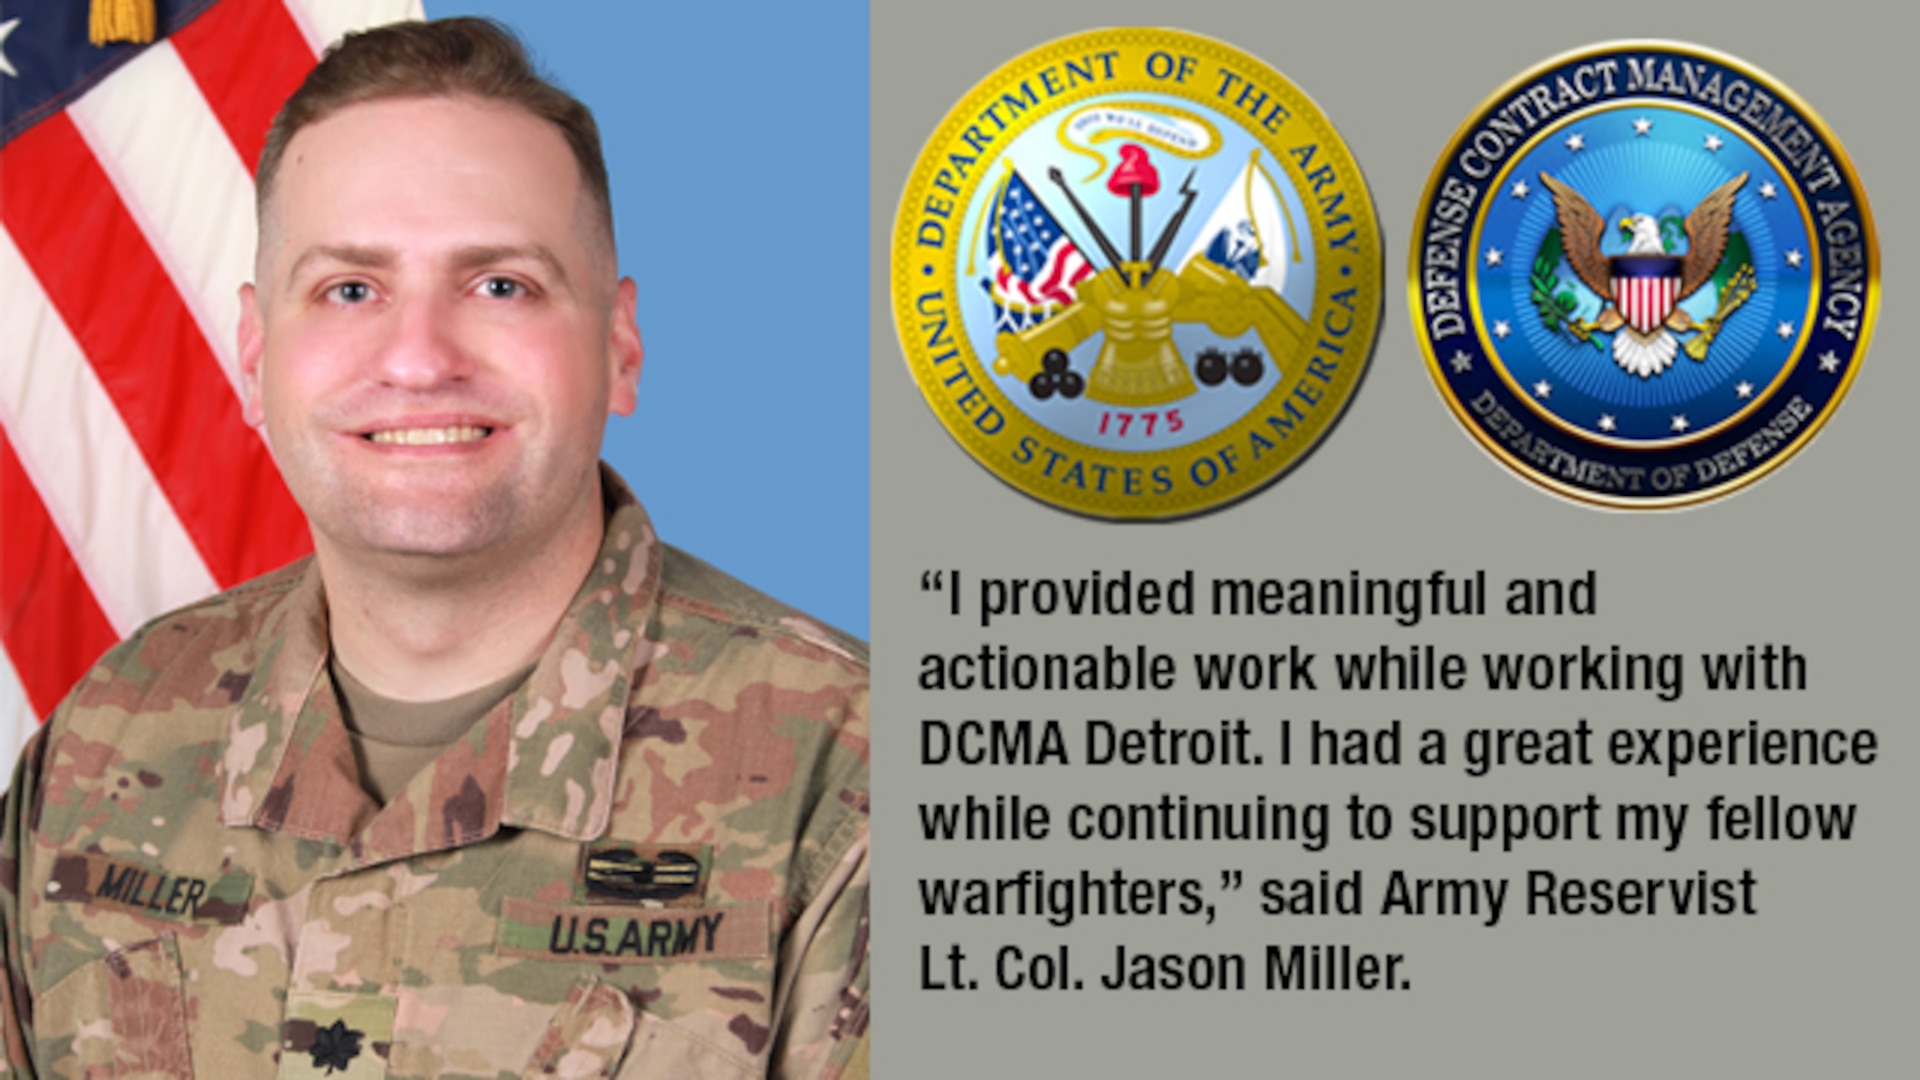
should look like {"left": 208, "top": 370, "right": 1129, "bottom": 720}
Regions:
{"left": 1411, "top": 42, "right": 1876, "bottom": 507}
{"left": 892, "top": 29, "right": 1382, "bottom": 519}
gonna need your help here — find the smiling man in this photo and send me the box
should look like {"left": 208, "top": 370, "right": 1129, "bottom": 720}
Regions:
{"left": 0, "top": 19, "right": 868, "bottom": 1080}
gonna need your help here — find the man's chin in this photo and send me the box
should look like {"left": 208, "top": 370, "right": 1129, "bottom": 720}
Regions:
{"left": 320, "top": 508, "right": 517, "bottom": 567}
{"left": 292, "top": 470, "right": 602, "bottom": 575}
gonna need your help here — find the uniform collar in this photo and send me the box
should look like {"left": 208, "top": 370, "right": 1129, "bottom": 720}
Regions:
{"left": 218, "top": 467, "right": 663, "bottom": 858}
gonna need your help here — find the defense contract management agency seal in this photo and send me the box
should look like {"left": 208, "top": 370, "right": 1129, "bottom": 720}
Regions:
{"left": 891, "top": 29, "right": 1382, "bottom": 519}
{"left": 1411, "top": 42, "right": 1876, "bottom": 508}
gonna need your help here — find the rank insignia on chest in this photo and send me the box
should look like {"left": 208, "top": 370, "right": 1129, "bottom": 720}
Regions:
{"left": 580, "top": 842, "right": 709, "bottom": 905}
{"left": 279, "top": 990, "right": 396, "bottom": 1080}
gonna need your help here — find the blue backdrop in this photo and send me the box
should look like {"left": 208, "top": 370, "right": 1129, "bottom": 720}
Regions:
{"left": 426, "top": 1, "right": 870, "bottom": 637}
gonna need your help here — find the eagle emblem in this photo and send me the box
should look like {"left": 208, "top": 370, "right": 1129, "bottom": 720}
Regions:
{"left": 1539, "top": 170, "right": 1752, "bottom": 377}
{"left": 1413, "top": 41, "right": 1874, "bottom": 507}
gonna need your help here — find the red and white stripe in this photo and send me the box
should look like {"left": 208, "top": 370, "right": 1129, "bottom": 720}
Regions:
{"left": 1615, "top": 274, "right": 1679, "bottom": 335}
{"left": 993, "top": 239, "right": 1094, "bottom": 310}
{"left": 0, "top": 0, "right": 421, "bottom": 764}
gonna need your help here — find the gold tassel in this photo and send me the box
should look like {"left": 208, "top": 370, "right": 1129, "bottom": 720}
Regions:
{"left": 90, "top": 0, "right": 157, "bottom": 46}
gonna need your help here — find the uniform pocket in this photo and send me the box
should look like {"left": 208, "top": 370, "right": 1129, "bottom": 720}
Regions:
{"left": 614, "top": 1009, "right": 757, "bottom": 1080}
{"left": 518, "top": 978, "right": 756, "bottom": 1080}
{"left": 523, "top": 979, "right": 634, "bottom": 1078}
{"left": 34, "top": 934, "right": 194, "bottom": 1078}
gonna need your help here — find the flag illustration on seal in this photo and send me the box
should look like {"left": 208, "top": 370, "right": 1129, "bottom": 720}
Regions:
{"left": 891, "top": 28, "right": 1382, "bottom": 520}
{"left": 1410, "top": 42, "right": 1876, "bottom": 508}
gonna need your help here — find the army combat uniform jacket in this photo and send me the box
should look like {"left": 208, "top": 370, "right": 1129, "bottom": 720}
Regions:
{"left": 0, "top": 474, "right": 870, "bottom": 1079}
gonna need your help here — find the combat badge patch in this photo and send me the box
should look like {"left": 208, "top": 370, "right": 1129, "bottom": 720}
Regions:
{"left": 1411, "top": 42, "right": 1876, "bottom": 507}
{"left": 581, "top": 842, "right": 708, "bottom": 905}
{"left": 891, "top": 28, "right": 1382, "bottom": 518}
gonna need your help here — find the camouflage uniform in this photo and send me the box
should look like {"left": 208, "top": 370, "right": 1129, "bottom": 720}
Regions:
{"left": 0, "top": 470, "right": 870, "bottom": 1079}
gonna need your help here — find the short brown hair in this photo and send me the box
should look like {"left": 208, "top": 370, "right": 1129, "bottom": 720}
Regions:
{"left": 257, "top": 18, "right": 613, "bottom": 242}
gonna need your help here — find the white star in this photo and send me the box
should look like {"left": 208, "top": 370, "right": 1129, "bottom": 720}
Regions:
{"left": 1484, "top": 247, "right": 1504, "bottom": 267}
{"left": 1493, "top": 319, "right": 1511, "bottom": 339}
{"left": 1671, "top": 415, "right": 1690, "bottom": 432}
{"left": 1735, "top": 381, "right": 1754, "bottom": 399}
{"left": 1759, "top": 181, "right": 1778, "bottom": 200}
{"left": 1449, "top": 350, "right": 1473, "bottom": 373}
{"left": 1776, "top": 321, "right": 1796, "bottom": 339}
{"left": 1597, "top": 414, "right": 1617, "bottom": 432}
{"left": 1565, "top": 132, "right": 1585, "bottom": 152}
{"left": 1533, "top": 380, "right": 1552, "bottom": 399}
{"left": 1633, "top": 117, "right": 1653, "bottom": 136}
{"left": 1818, "top": 351, "right": 1842, "bottom": 373}
{"left": 0, "top": 18, "right": 20, "bottom": 80}
{"left": 1704, "top": 133, "right": 1724, "bottom": 152}
{"left": 1785, "top": 249, "right": 1804, "bottom": 268}
{"left": 1510, "top": 179, "right": 1530, "bottom": 199}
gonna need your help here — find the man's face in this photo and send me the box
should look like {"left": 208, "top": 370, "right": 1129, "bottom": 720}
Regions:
{"left": 239, "top": 95, "right": 641, "bottom": 572}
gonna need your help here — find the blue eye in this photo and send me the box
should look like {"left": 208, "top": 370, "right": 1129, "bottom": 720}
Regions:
{"left": 480, "top": 277, "right": 525, "bottom": 299}
{"left": 329, "top": 281, "right": 373, "bottom": 304}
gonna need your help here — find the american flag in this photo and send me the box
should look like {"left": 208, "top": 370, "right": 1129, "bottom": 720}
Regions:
{"left": 982, "top": 168, "right": 1095, "bottom": 333}
{"left": 0, "top": 0, "right": 419, "bottom": 768}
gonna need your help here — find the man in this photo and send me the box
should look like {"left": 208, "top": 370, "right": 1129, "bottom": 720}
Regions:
{"left": 0, "top": 18, "right": 868, "bottom": 1079}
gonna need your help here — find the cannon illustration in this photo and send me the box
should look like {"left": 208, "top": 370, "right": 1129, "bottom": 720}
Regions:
{"left": 994, "top": 257, "right": 1308, "bottom": 408}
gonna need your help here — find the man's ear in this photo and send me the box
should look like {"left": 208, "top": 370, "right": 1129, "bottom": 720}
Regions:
{"left": 608, "top": 277, "right": 643, "bottom": 417}
{"left": 238, "top": 283, "right": 267, "bottom": 427}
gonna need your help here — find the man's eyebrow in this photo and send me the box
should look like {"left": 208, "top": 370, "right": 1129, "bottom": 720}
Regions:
{"left": 448, "top": 244, "right": 572, "bottom": 290}
{"left": 284, "top": 244, "right": 395, "bottom": 286}
{"left": 280, "top": 244, "right": 574, "bottom": 291}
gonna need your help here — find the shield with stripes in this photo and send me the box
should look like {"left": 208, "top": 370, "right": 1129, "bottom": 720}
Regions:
{"left": 1611, "top": 255, "right": 1685, "bottom": 334}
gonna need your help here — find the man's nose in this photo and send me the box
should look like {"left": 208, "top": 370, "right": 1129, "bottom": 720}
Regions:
{"left": 372, "top": 293, "right": 472, "bottom": 388}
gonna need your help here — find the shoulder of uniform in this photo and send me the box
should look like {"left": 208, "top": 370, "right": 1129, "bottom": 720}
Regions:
{"left": 61, "top": 558, "right": 312, "bottom": 713}
{"left": 655, "top": 545, "right": 868, "bottom": 670}
{"left": 118, "top": 557, "right": 308, "bottom": 650}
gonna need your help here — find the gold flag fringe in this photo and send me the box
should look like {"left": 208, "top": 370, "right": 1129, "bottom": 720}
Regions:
{"left": 90, "top": 0, "right": 157, "bottom": 45}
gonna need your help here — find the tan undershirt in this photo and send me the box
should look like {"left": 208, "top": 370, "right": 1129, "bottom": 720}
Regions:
{"left": 330, "top": 658, "right": 534, "bottom": 805}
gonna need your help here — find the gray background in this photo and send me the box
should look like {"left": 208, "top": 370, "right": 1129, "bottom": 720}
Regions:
{"left": 873, "top": 1, "right": 1910, "bottom": 1074}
